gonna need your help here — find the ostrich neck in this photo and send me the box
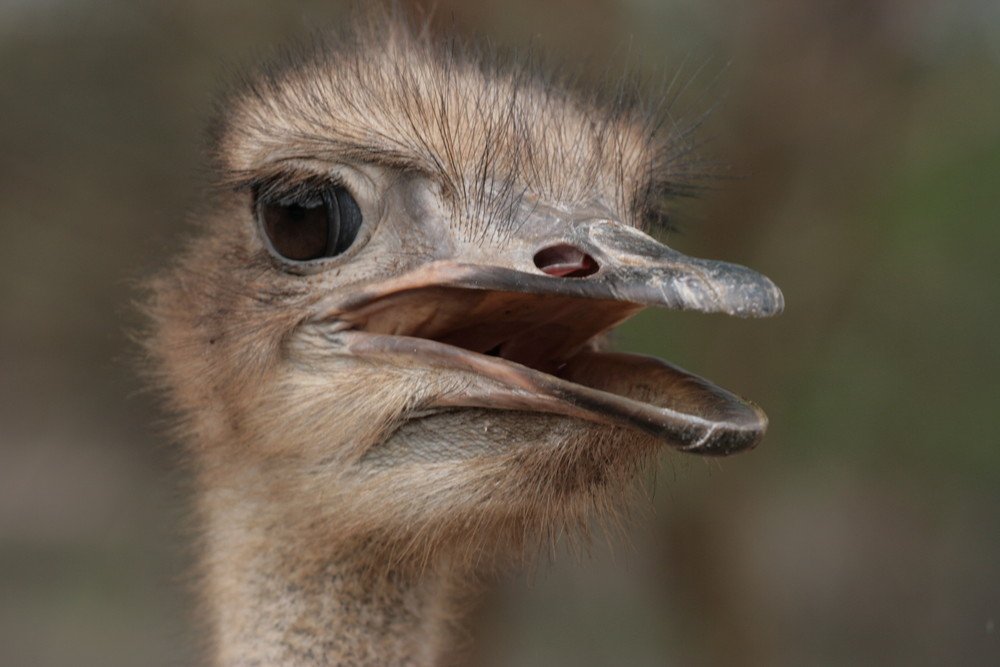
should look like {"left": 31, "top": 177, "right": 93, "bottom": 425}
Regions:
{"left": 199, "top": 481, "right": 464, "bottom": 666}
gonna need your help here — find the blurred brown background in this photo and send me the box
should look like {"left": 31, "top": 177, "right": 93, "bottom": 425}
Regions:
{"left": 1, "top": 0, "right": 997, "bottom": 665}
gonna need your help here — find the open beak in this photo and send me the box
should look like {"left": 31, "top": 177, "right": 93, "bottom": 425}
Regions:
{"left": 312, "top": 220, "right": 783, "bottom": 456}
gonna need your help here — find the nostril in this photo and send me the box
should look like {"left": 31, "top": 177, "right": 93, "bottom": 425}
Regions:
{"left": 533, "top": 244, "right": 600, "bottom": 278}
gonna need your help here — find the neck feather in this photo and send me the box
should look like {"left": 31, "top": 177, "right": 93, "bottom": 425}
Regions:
{"left": 198, "top": 482, "right": 467, "bottom": 666}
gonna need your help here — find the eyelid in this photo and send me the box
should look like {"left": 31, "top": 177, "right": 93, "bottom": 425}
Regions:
{"left": 250, "top": 174, "right": 343, "bottom": 206}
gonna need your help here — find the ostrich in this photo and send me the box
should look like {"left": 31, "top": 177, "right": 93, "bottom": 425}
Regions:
{"left": 148, "top": 12, "right": 782, "bottom": 666}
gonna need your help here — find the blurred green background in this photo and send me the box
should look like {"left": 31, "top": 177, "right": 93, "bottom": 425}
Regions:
{"left": 1, "top": 0, "right": 997, "bottom": 665}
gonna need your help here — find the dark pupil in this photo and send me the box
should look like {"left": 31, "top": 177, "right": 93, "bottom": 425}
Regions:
{"left": 262, "top": 201, "right": 330, "bottom": 261}
{"left": 258, "top": 187, "right": 362, "bottom": 262}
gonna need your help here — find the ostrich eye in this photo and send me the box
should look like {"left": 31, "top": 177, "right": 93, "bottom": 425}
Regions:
{"left": 256, "top": 185, "right": 363, "bottom": 262}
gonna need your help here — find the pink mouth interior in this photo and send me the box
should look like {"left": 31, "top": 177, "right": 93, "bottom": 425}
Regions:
{"left": 341, "top": 285, "right": 642, "bottom": 377}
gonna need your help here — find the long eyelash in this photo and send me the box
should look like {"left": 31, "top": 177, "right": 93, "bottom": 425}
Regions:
{"left": 240, "top": 171, "right": 342, "bottom": 208}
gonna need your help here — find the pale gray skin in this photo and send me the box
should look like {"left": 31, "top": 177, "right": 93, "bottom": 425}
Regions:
{"left": 148, "top": 14, "right": 782, "bottom": 667}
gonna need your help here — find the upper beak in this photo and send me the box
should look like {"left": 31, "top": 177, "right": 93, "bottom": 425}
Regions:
{"left": 312, "top": 217, "right": 783, "bottom": 456}
{"left": 333, "top": 219, "right": 783, "bottom": 320}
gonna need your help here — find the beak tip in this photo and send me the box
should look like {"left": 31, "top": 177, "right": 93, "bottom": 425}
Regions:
{"left": 675, "top": 405, "right": 769, "bottom": 456}
{"left": 767, "top": 281, "right": 786, "bottom": 316}
{"left": 750, "top": 282, "right": 785, "bottom": 318}
{"left": 679, "top": 429, "right": 765, "bottom": 456}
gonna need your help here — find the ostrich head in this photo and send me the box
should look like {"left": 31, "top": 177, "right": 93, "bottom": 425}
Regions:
{"left": 148, "top": 13, "right": 781, "bottom": 662}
